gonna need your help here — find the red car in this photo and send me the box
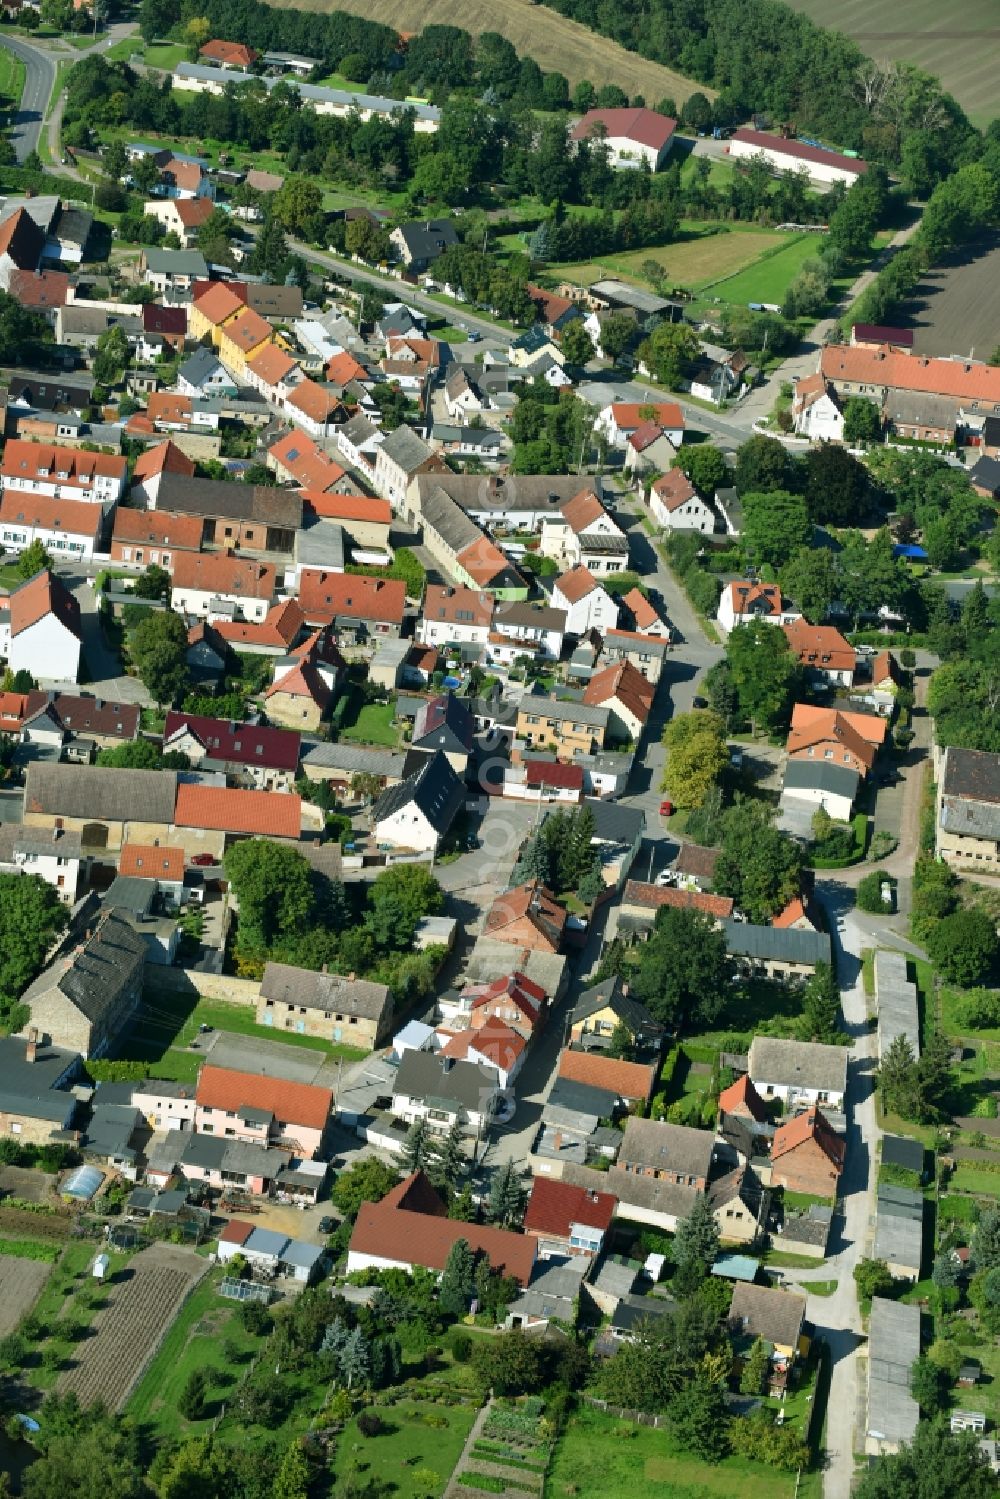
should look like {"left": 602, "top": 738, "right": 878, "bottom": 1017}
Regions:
{"left": 191, "top": 853, "right": 218, "bottom": 867}
{"left": 659, "top": 799, "right": 674, "bottom": 817}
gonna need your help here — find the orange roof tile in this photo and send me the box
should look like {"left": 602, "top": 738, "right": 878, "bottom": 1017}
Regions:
{"left": 555, "top": 565, "right": 600, "bottom": 605}
{"left": 247, "top": 343, "right": 299, "bottom": 386}
{"left": 610, "top": 401, "right": 684, "bottom": 432}
{"left": 8, "top": 570, "right": 81, "bottom": 640}
{"left": 524, "top": 1176, "right": 616, "bottom": 1237}
{"left": 1, "top": 439, "right": 126, "bottom": 486}
{"left": 287, "top": 379, "right": 342, "bottom": 424}
{"left": 325, "top": 351, "right": 368, "bottom": 385}
{"left": 214, "top": 598, "right": 305, "bottom": 649}
{"left": 263, "top": 659, "right": 333, "bottom": 709}
{"left": 193, "top": 281, "right": 245, "bottom": 327}
{"left": 196, "top": 1063, "right": 330, "bottom": 1129}
{"left": 300, "top": 491, "right": 391, "bottom": 526}
{"left": 782, "top": 621, "right": 855, "bottom": 674}
{"left": 0, "top": 492, "right": 102, "bottom": 540}
{"left": 171, "top": 552, "right": 276, "bottom": 600}
{"left": 652, "top": 468, "right": 698, "bottom": 512}
{"left": 772, "top": 1106, "right": 845, "bottom": 1170}
{"left": 119, "top": 842, "right": 185, "bottom": 881}
{"left": 131, "top": 439, "right": 196, "bottom": 482}
{"left": 718, "top": 1073, "right": 768, "bottom": 1123}
{"left": 624, "top": 880, "right": 734, "bottom": 919}
{"left": 621, "top": 585, "right": 661, "bottom": 631}
{"left": 561, "top": 488, "right": 606, "bottom": 533}
{"left": 583, "top": 659, "right": 654, "bottom": 723}
{"left": 821, "top": 343, "right": 1000, "bottom": 404}
{"left": 146, "top": 391, "right": 194, "bottom": 427}
{"left": 557, "top": 1048, "right": 657, "bottom": 1102}
{"left": 174, "top": 783, "right": 301, "bottom": 838}
{"left": 297, "top": 571, "right": 406, "bottom": 626}
{"left": 221, "top": 305, "right": 272, "bottom": 354}
{"left": 268, "top": 430, "right": 346, "bottom": 493}
{"left": 112, "top": 505, "right": 202, "bottom": 553}
{"left": 482, "top": 881, "right": 567, "bottom": 949}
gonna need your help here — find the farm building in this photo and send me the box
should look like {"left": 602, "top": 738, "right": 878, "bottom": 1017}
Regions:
{"left": 729, "top": 129, "right": 867, "bottom": 186}
{"left": 568, "top": 108, "right": 676, "bottom": 170}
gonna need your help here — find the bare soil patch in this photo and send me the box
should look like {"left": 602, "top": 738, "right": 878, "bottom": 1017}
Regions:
{"left": 0, "top": 1257, "right": 51, "bottom": 1337}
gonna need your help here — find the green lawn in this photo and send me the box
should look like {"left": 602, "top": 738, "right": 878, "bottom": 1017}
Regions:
{"left": 761, "top": 1249, "right": 829, "bottom": 1270}
{"left": 941, "top": 985, "right": 1000, "bottom": 1044}
{"left": 805, "top": 1280, "right": 838, "bottom": 1297}
{"left": 120, "top": 40, "right": 188, "bottom": 69}
{"left": 938, "top": 1194, "right": 980, "bottom": 1225}
{"left": 0, "top": 46, "right": 25, "bottom": 112}
{"left": 782, "top": 1190, "right": 836, "bottom": 1213}
{"left": 548, "top": 1405, "right": 819, "bottom": 1499}
{"left": 709, "top": 233, "right": 819, "bottom": 306}
{"left": 340, "top": 701, "right": 399, "bottom": 747}
{"left": 338, "top": 1398, "right": 480, "bottom": 1499}
{"left": 949, "top": 1164, "right": 1000, "bottom": 1198}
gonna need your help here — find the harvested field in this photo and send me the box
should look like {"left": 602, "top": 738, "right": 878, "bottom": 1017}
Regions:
{"left": 784, "top": 0, "right": 1000, "bottom": 125}
{"left": 897, "top": 234, "right": 1000, "bottom": 357}
{"left": 0, "top": 1257, "right": 51, "bottom": 1337}
{"left": 57, "top": 1243, "right": 208, "bottom": 1411}
{"left": 0, "top": 1205, "right": 71, "bottom": 1242}
{"left": 265, "top": 0, "right": 708, "bottom": 102}
{"left": 555, "top": 227, "right": 787, "bottom": 294}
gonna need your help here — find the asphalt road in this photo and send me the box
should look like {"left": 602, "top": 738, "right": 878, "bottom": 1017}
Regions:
{"left": 1, "top": 34, "right": 55, "bottom": 162}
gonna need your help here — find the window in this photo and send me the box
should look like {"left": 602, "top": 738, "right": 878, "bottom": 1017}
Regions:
{"left": 202, "top": 1124, "right": 214, "bottom": 1133}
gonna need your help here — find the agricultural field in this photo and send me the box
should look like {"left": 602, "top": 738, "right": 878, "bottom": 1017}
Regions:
{"left": 554, "top": 228, "right": 819, "bottom": 306}
{"left": 57, "top": 1243, "right": 207, "bottom": 1411}
{"left": 268, "top": 0, "right": 708, "bottom": 101}
{"left": 895, "top": 234, "right": 1000, "bottom": 357}
{"left": 784, "top": 0, "right": 1000, "bottom": 126}
{"left": 0, "top": 1257, "right": 51, "bottom": 1337}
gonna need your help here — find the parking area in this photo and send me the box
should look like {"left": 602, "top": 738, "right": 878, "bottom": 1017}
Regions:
{"left": 201, "top": 1030, "right": 329, "bottom": 1085}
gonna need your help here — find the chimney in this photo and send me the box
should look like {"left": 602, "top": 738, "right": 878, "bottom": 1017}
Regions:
{"left": 25, "top": 1027, "right": 38, "bottom": 1064}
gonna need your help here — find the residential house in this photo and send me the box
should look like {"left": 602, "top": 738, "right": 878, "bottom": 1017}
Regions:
{"left": 199, "top": 38, "right": 258, "bottom": 67}
{"left": 263, "top": 654, "right": 335, "bottom": 730}
{"left": 139, "top": 302, "right": 187, "bottom": 358}
{"left": 444, "top": 367, "right": 485, "bottom": 421}
{"left": 568, "top": 107, "right": 676, "bottom": 170}
{"left": 347, "top": 1171, "right": 535, "bottom": 1284}
{"left": 417, "top": 584, "right": 493, "bottom": 650}
{"left": 515, "top": 695, "right": 610, "bottom": 757}
{"left": 0, "top": 1032, "right": 79, "bottom": 1146}
{"left": 143, "top": 197, "right": 215, "bottom": 248}
{"left": 649, "top": 469, "right": 715, "bottom": 532}
{"left": 787, "top": 703, "right": 888, "bottom": 779}
{"left": 509, "top": 326, "right": 565, "bottom": 370}
{"left": 729, "top": 1282, "right": 808, "bottom": 1385}
{"left": 389, "top": 218, "right": 458, "bottom": 271}
{"left": 770, "top": 1107, "right": 844, "bottom": 1197}
{"left": 595, "top": 401, "right": 685, "bottom": 450}
{"left": 583, "top": 660, "right": 655, "bottom": 743}
{"left": 936, "top": 745, "right": 1000, "bottom": 872}
{"left": 0, "top": 824, "right": 84, "bottom": 904}
{"left": 22, "top": 763, "right": 178, "bottom": 852}
{"left": 176, "top": 346, "right": 239, "bottom": 400}
{"left": 297, "top": 571, "right": 406, "bottom": 638}
{"left": 460, "top": 972, "right": 548, "bottom": 1039}
{"left": 299, "top": 493, "right": 392, "bottom": 552}
{"left": 491, "top": 600, "right": 566, "bottom": 661}
{"left": 129, "top": 438, "right": 197, "bottom": 503}
{"left": 267, "top": 429, "right": 351, "bottom": 495}
{"left": 718, "top": 1073, "right": 770, "bottom": 1131}
{"left": 748, "top": 1036, "right": 847, "bottom": 1112}
{"left": 244, "top": 343, "right": 303, "bottom": 406}
{"left": 0, "top": 570, "right": 82, "bottom": 683}
{"left": 0, "top": 494, "right": 105, "bottom": 563}
{"left": 874, "top": 1184, "right": 923, "bottom": 1282}
{"left": 371, "top": 750, "right": 465, "bottom": 854}
{"left": 865, "top": 1298, "right": 920, "bottom": 1456}
{"left": 708, "top": 1163, "right": 768, "bottom": 1245}
{"left": 187, "top": 281, "right": 245, "bottom": 346}
{"left": 437, "top": 1018, "right": 527, "bottom": 1089}
{"left": 110, "top": 505, "right": 202, "bottom": 571}
{"left": 19, "top": 911, "right": 145, "bottom": 1058}
{"left": 558, "top": 1049, "right": 658, "bottom": 1107}
{"left": 140, "top": 248, "right": 209, "bottom": 299}
{"left": 118, "top": 842, "right": 185, "bottom": 903}
{"left": 780, "top": 759, "right": 859, "bottom": 826}
{"left": 1, "top": 439, "right": 127, "bottom": 510}
{"left": 285, "top": 380, "right": 346, "bottom": 440}
{"left": 717, "top": 581, "right": 800, "bottom": 632}
{"left": 374, "top": 426, "right": 438, "bottom": 513}
{"left": 524, "top": 1177, "right": 616, "bottom": 1258}
{"left": 672, "top": 843, "right": 720, "bottom": 890}
{"left": 569, "top": 974, "right": 664, "bottom": 1053}
{"left": 169, "top": 552, "right": 277, "bottom": 623}
{"left": 0, "top": 208, "right": 44, "bottom": 291}
{"left": 36, "top": 693, "right": 139, "bottom": 750}
{"left": 173, "top": 784, "right": 302, "bottom": 850}
{"left": 623, "top": 419, "right": 681, "bottom": 476}
{"left": 217, "top": 305, "right": 273, "bottom": 381}
{"left": 257, "top": 962, "right": 392, "bottom": 1049}
{"left": 820, "top": 342, "right": 1000, "bottom": 433}
{"left": 620, "top": 586, "right": 671, "bottom": 640}
{"left": 391, "top": 1050, "right": 499, "bottom": 1136}
{"left": 420, "top": 473, "right": 599, "bottom": 534}
{"left": 411, "top": 693, "right": 475, "bottom": 772}
{"left": 162, "top": 711, "right": 301, "bottom": 790}
{"left": 420, "top": 486, "right": 528, "bottom": 599}
{"left": 600, "top": 628, "right": 670, "bottom": 684}
{"left": 147, "top": 473, "right": 302, "bottom": 552}
{"left": 617, "top": 880, "right": 733, "bottom": 935}
{"left": 194, "top": 1064, "right": 332, "bottom": 1157}
{"left": 783, "top": 621, "right": 856, "bottom": 687}
{"left": 481, "top": 881, "right": 567, "bottom": 953}
{"left": 792, "top": 374, "right": 844, "bottom": 441}
{"left": 551, "top": 567, "right": 619, "bottom": 636}
{"left": 7, "top": 269, "right": 69, "bottom": 326}
{"left": 870, "top": 649, "right": 903, "bottom": 712}
{"left": 617, "top": 1117, "right": 715, "bottom": 1187}
{"left": 539, "top": 488, "right": 630, "bottom": 578}
{"left": 211, "top": 598, "right": 306, "bottom": 658}
{"left": 724, "top": 920, "right": 831, "bottom": 983}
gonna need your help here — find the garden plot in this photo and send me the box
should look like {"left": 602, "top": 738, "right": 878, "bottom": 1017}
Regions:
{"left": 0, "top": 1257, "right": 51, "bottom": 1337}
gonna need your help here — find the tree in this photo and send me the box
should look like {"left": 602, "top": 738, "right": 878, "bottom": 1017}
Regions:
{"left": 224, "top": 839, "right": 315, "bottom": 955}
{"left": 0, "top": 873, "right": 68, "bottom": 1021}
{"left": 852, "top": 1419, "right": 996, "bottom": 1499}
{"left": 92, "top": 324, "right": 130, "bottom": 388}
{"left": 606, "top": 1021, "right": 635, "bottom": 1060}
{"left": 672, "top": 1196, "right": 720, "bottom": 1298}
{"left": 129, "top": 609, "right": 189, "bottom": 705}
{"left": 734, "top": 434, "right": 796, "bottom": 495}
{"left": 927, "top": 908, "right": 999, "bottom": 986}
{"left": 438, "top": 1238, "right": 475, "bottom": 1319}
{"left": 633, "top": 906, "right": 730, "bottom": 1028}
{"left": 470, "top": 1328, "right": 543, "bottom": 1395}
{"left": 725, "top": 619, "right": 798, "bottom": 732}
{"left": 843, "top": 396, "right": 882, "bottom": 444}
{"left": 740, "top": 1337, "right": 770, "bottom": 1396}
{"left": 713, "top": 799, "right": 806, "bottom": 924}
{"left": 367, "top": 865, "right": 443, "bottom": 950}
{"left": 251, "top": 213, "right": 289, "bottom": 280}
{"left": 273, "top": 1440, "right": 311, "bottom": 1499}
{"left": 879, "top": 1034, "right": 920, "bottom": 1119}
{"left": 178, "top": 1366, "right": 209, "bottom": 1420}
{"left": 402, "top": 1116, "right": 432, "bottom": 1175}
{"left": 638, "top": 321, "right": 700, "bottom": 385}
{"left": 972, "top": 1206, "right": 1000, "bottom": 1271}
{"left": 742, "top": 490, "right": 812, "bottom": 571}
{"left": 557, "top": 319, "right": 594, "bottom": 366}
{"left": 16, "top": 540, "right": 54, "bottom": 580}
{"left": 131, "top": 563, "right": 170, "bottom": 600}
{"left": 662, "top": 709, "right": 729, "bottom": 809}
{"left": 854, "top": 1257, "right": 894, "bottom": 1301}
{"left": 667, "top": 1375, "right": 729, "bottom": 1460}
{"left": 804, "top": 443, "right": 875, "bottom": 526}
{"left": 488, "top": 1160, "right": 527, "bottom": 1228}
{"left": 273, "top": 176, "right": 325, "bottom": 238}
{"left": 22, "top": 1405, "right": 146, "bottom": 1499}
{"left": 909, "top": 1355, "right": 946, "bottom": 1415}
{"left": 339, "top": 1327, "right": 370, "bottom": 1390}
{"left": 599, "top": 313, "right": 639, "bottom": 365}
{"left": 800, "top": 962, "right": 844, "bottom": 1043}
{"left": 780, "top": 545, "right": 841, "bottom": 623}
{"left": 857, "top": 869, "right": 894, "bottom": 914}
{"left": 96, "top": 740, "right": 187, "bottom": 770}
{"left": 675, "top": 444, "right": 728, "bottom": 495}
{"left": 430, "top": 1118, "right": 467, "bottom": 1194}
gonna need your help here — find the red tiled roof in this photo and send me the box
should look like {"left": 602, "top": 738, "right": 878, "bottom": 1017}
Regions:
{"left": 422, "top": 583, "right": 493, "bottom": 630}
{"left": 525, "top": 760, "right": 584, "bottom": 791}
{"left": 164, "top": 711, "right": 301, "bottom": 772}
{"left": 174, "top": 783, "right": 301, "bottom": 838}
{"left": 220, "top": 305, "right": 272, "bottom": 354}
{"left": 561, "top": 488, "right": 606, "bottom": 533}
{"left": 192, "top": 281, "right": 244, "bottom": 327}
{"left": 143, "top": 303, "right": 187, "bottom": 336}
{"left": 718, "top": 1073, "right": 768, "bottom": 1124}
{"left": 349, "top": 1171, "right": 535, "bottom": 1284}
{"left": 218, "top": 1218, "right": 255, "bottom": 1245}
{"left": 131, "top": 440, "right": 197, "bottom": 483}
{"left": 173, "top": 199, "right": 215, "bottom": 230}
{"left": 162, "top": 159, "right": 205, "bottom": 194}
{"left": 772, "top": 1106, "right": 845, "bottom": 1170}
{"left": 456, "top": 535, "right": 519, "bottom": 591}
{"left": 627, "top": 419, "right": 667, "bottom": 453}
{"left": 463, "top": 971, "right": 547, "bottom": 1021}
{"left": 213, "top": 597, "right": 305, "bottom": 650}
{"left": 733, "top": 128, "right": 867, "bottom": 176}
{"left": 325, "top": 351, "right": 368, "bottom": 386}
{"left": 199, "top": 38, "right": 257, "bottom": 65}
{"left": 820, "top": 343, "right": 1000, "bottom": 402}
{"left": 119, "top": 842, "right": 185, "bottom": 881}
{"left": 0, "top": 208, "right": 43, "bottom": 271}
{"left": 608, "top": 401, "right": 684, "bottom": 432}
{"left": 621, "top": 586, "right": 661, "bottom": 632}
{"left": 8, "top": 268, "right": 69, "bottom": 310}
{"left": 268, "top": 430, "right": 347, "bottom": 493}
{"left": 569, "top": 107, "right": 676, "bottom": 152}
{"left": 524, "top": 1176, "right": 616, "bottom": 1238}
{"left": 196, "top": 1064, "right": 331, "bottom": 1129}
{"left": 583, "top": 659, "right": 654, "bottom": 724}
{"left": 147, "top": 391, "right": 193, "bottom": 427}
{"left": 526, "top": 283, "right": 577, "bottom": 327}
{"left": 8, "top": 570, "right": 81, "bottom": 641}
{"left": 772, "top": 896, "right": 814, "bottom": 930}
{"left": 624, "top": 880, "right": 734, "bottom": 919}
{"left": 872, "top": 649, "right": 902, "bottom": 687}
{"left": 0, "top": 492, "right": 102, "bottom": 540}
{"left": 247, "top": 343, "right": 299, "bottom": 386}
{"left": 1, "top": 438, "right": 126, "bottom": 486}
{"left": 170, "top": 551, "right": 276, "bottom": 600}
{"left": 297, "top": 570, "right": 406, "bottom": 626}
{"left": 723, "top": 580, "right": 786, "bottom": 617}
{"left": 264, "top": 659, "right": 332, "bottom": 709}
{"left": 113, "top": 505, "right": 202, "bottom": 553}
{"left": 782, "top": 621, "right": 855, "bottom": 674}
{"left": 482, "top": 881, "right": 567, "bottom": 948}
{"left": 469, "top": 1017, "right": 527, "bottom": 1070}
{"left": 554, "top": 565, "right": 600, "bottom": 605}
{"left": 557, "top": 1048, "right": 657, "bottom": 1102}
{"left": 300, "top": 492, "right": 391, "bottom": 526}
{"left": 287, "top": 379, "right": 343, "bottom": 425}
{"left": 651, "top": 468, "right": 698, "bottom": 512}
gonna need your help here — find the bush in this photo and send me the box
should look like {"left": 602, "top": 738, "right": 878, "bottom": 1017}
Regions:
{"left": 450, "top": 1331, "right": 472, "bottom": 1363}
{"left": 857, "top": 869, "right": 894, "bottom": 914}
{"left": 239, "top": 1300, "right": 273, "bottom": 1336}
{"left": 357, "top": 1410, "right": 384, "bottom": 1437}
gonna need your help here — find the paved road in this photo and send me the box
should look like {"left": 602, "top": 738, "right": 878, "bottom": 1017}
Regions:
{"left": 0, "top": 34, "right": 55, "bottom": 162}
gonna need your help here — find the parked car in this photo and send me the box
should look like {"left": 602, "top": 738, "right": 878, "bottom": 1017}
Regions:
{"left": 318, "top": 1216, "right": 336, "bottom": 1235}
{"left": 660, "top": 799, "right": 674, "bottom": 816}
{"left": 654, "top": 870, "right": 678, "bottom": 887}
{"left": 693, "top": 695, "right": 708, "bottom": 709}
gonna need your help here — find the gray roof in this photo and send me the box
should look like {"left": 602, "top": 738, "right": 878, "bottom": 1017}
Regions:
{"left": 748, "top": 1036, "right": 847, "bottom": 1095}
{"left": 604, "top": 631, "right": 669, "bottom": 660}
{"left": 83, "top": 1102, "right": 140, "bottom": 1159}
{"left": 522, "top": 695, "right": 611, "bottom": 730}
{"left": 179, "top": 1132, "right": 226, "bottom": 1170}
{"left": 379, "top": 424, "right": 433, "bottom": 474}
{"left": 874, "top": 949, "right": 920, "bottom": 1061}
{"left": 22, "top": 912, "right": 145, "bottom": 1028}
{"left": 393, "top": 218, "right": 457, "bottom": 262}
{"left": 421, "top": 485, "right": 482, "bottom": 555}
{"left": 244, "top": 1226, "right": 290, "bottom": 1258}
{"left": 177, "top": 346, "right": 232, "bottom": 387}
{"left": 373, "top": 749, "right": 464, "bottom": 838}
{"left": 24, "top": 764, "right": 178, "bottom": 825}
{"left": 175, "top": 62, "right": 440, "bottom": 123}
{"left": 415, "top": 472, "right": 588, "bottom": 515}
{"left": 60, "top": 306, "right": 142, "bottom": 336}
{"left": 302, "top": 742, "right": 407, "bottom": 778}
{"left": 780, "top": 1203, "right": 833, "bottom": 1249}
{"left": 940, "top": 745, "right": 1000, "bottom": 840}
{"left": 583, "top": 795, "right": 644, "bottom": 846}
{"left": 0, "top": 1035, "right": 79, "bottom": 1121}
{"left": 493, "top": 601, "right": 567, "bottom": 634}
{"left": 783, "top": 758, "right": 860, "bottom": 800}
{"left": 394, "top": 1048, "right": 498, "bottom": 1111}
{"left": 0, "top": 823, "right": 83, "bottom": 862}
{"left": 881, "top": 1134, "right": 924, "bottom": 1174}
{"left": 104, "top": 875, "right": 157, "bottom": 919}
{"left": 876, "top": 1183, "right": 924, "bottom": 1221}
{"left": 867, "top": 1297, "right": 920, "bottom": 1447}
{"left": 281, "top": 1239, "right": 324, "bottom": 1269}
{"left": 543, "top": 1075, "right": 619, "bottom": 1124}
{"left": 729, "top": 1282, "right": 805, "bottom": 1349}
{"left": 582, "top": 1162, "right": 702, "bottom": 1223}
{"left": 340, "top": 413, "right": 379, "bottom": 445}
{"left": 155, "top": 472, "right": 302, "bottom": 530}
{"left": 260, "top": 962, "right": 390, "bottom": 1024}
{"left": 571, "top": 975, "right": 663, "bottom": 1036}
{"left": 618, "top": 1118, "right": 715, "bottom": 1178}
{"left": 295, "top": 518, "right": 346, "bottom": 572}
{"left": 723, "top": 921, "right": 831, "bottom": 967}
{"left": 143, "top": 248, "right": 209, "bottom": 276}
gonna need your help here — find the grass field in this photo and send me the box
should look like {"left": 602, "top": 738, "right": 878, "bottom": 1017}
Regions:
{"left": 338, "top": 1399, "right": 480, "bottom": 1499}
{"left": 950, "top": 1163, "right": 1000, "bottom": 1197}
{"left": 555, "top": 226, "right": 790, "bottom": 295}
{"left": 340, "top": 700, "right": 399, "bottom": 746}
{"left": 265, "top": 0, "right": 708, "bottom": 101}
{"left": 708, "top": 233, "right": 819, "bottom": 305}
{"left": 548, "top": 1406, "right": 820, "bottom": 1499}
{"left": 783, "top": 0, "right": 1000, "bottom": 126}
{"left": 0, "top": 46, "right": 26, "bottom": 115}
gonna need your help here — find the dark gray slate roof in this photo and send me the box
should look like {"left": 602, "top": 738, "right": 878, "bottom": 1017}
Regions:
{"left": 394, "top": 1048, "right": 497, "bottom": 1111}
{"left": 571, "top": 975, "right": 663, "bottom": 1036}
{"left": 544, "top": 1075, "right": 619, "bottom": 1121}
{"left": 582, "top": 795, "right": 644, "bottom": 846}
{"left": 783, "top": 758, "right": 860, "bottom": 799}
{"left": 22, "top": 912, "right": 145, "bottom": 1027}
{"left": 260, "top": 962, "right": 390, "bottom": 1024}
{"left": 155, "top": 472, "right": 303, "bottom": 529}
{"left": 24, "top": 764, "right": 178, "bottom": 825}
{"left": 372, "top": 749, "right": 464, "bottom": 837}
{"left": 723, "top": 921, "right": 831, "bottom": 966}
{"left": 378, "top": 424, "right": 433, "bottom": 473}
{"left": 881, "top": 1134, "right": 924, "bottom": 1174}
{"left": 0, "top": 1035, "right": 79, "bottom": 1117}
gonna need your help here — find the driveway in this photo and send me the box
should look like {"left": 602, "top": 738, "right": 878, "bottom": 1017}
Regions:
{"left": 53, "top": 574, "right": 152, "bottom": 703}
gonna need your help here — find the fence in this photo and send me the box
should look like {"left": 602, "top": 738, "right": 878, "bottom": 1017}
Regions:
{"left": 582, "top": 1395, "right": 668, "bottom": 1428}
{"left": 143, "top": 966, "right": 260, "bottom": 1007}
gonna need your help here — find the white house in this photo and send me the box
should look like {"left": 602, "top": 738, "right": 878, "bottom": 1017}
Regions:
{"left": 0, "top": 494, "right": 104, "bottom": 563}
{"left": 373, "top": 425, "right": 434, "bottom": 514}
{"left": 391, "top": 1048, "right": 499, "bottom": 1136}
{"left": 0, "top": 824, "right": 83, "bottom": 904}
{"left": 539, "top": 488, "right": 629, "bottom": 577}
{"left": 0, "top": 570, "right": 82, "bottom": 683}
{"left": 0, "top": 439, "right": 127, "bottom": 510}
{"left": 551, "top": 566, "right": 619, "bottom": 636}
{"left": 729, "top": 129, "right": 867, "bottom": 188}
{"left": 649, "top": 470, "right": 716, "bottom": 532}
{"left": 568, "top": 107, "right": 676, "bottom": 171}
{"left": 595, "top": 401, "right": 685, "bottom": 450}
{"left": 491, "top": 600, "right": 566, "bottom": 660}
{"left": 169, "top": 552, "right": 277, "bottom": 624}
{"left": 792, "top": 375, "right": 844, "bottom": 441}
{"left": 371, "top": 751, "right": 464, "bottom": 855}
{"left": 417, "top": 583, "right": 493, "bottom": 650}
{"left": 717, "top": 581, "right": 800, "bottom": 633}
{"left": 444, "top": 367, "right": 485, "bottom": 421}
{"left": 748, "top": 1036, "right": 847, "bottom": 1113}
